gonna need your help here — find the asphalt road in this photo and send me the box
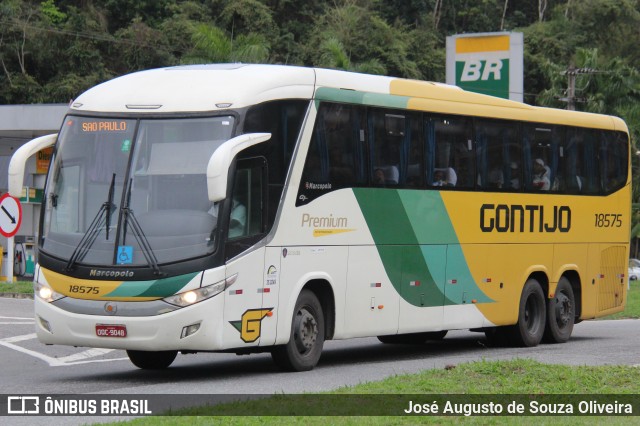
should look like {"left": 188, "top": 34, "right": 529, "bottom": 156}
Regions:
{"left": 1, "top": 296, "right": 639, "bottom": 424}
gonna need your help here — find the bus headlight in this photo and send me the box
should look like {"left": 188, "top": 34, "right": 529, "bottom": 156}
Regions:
{"left": 34, "top": 282, "right": 65, "bottom": 303}
{"left": 163, "top": 274, "right": 237, "bottom": 307}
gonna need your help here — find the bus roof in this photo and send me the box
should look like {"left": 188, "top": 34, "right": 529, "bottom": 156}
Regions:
{"left": 71, "top": 63, "right": 627, "bottom": 133}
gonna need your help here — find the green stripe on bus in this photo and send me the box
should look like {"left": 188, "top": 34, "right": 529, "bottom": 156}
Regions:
{"left": 353, "top": 188, "right": 492, "bottom": 307}
{"left": 315, "top": 87, "right": 409, "bottom": 109}
{"left": 105, "top": 272, "right": 199, "bottom": 298}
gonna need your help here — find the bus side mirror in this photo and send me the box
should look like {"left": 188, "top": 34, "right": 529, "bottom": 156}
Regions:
{"left": 207, "top": 133, "right": 271, "bottom": 202}
{"left": 8, "top": 133, "right": 57, "bottom": 197}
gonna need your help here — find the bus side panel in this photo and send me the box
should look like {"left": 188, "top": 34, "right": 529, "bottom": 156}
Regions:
{"left": 596, "top": 244, "right": 627, "bottom": 316}
{"left": 275, "top": 246, "right": 348, "bottom": 345}
{"left": 472, "top": 243, "right": 553, "bottom": 326}
{"left": 222, "top": 247, "right": 267, "bottom": 349}
{"left": 342, "top": 246, "right": 400, "bottom": 338}
{"left": 583, "top": 243, "right": 627, "bottom": 319}
{"left": 398, "top": 245, "right": 446, "bottom": 333}
{"left": 442, "top": 244, "right": 489, "bottom": 330}
{"left": 259, "top": 247, "right": 282, "bottom": 346}
{"left": 582, "top": 244, "right": 601, "bottom": 319}
{"left": 551, "top": 243, "right": 587, "bottom": 291}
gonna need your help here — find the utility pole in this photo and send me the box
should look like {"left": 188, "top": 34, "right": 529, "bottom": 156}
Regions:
{"left": 559, "top": 67, "right": 597, "bottom": 110}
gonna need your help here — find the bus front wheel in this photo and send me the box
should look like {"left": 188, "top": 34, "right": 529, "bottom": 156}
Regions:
{"left": 272, "top": 289, "right": 325, "bottom": 372}
{"left": 509, "top": 278, "right": 546, "bottom": 347}
{"left": 126, "top": 350, "right": 177, "bottom": 369}
{"left": 543, "top": 277, "right": 575, "bottom": 343}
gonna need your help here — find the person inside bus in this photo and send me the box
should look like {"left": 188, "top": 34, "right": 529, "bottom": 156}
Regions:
{"left": 208, "top": 198, "right": 247, "bottom": 238}
{"left": 373, "top": 168, "right": 386, "bottom": 186}
{"left": 532, "top": 158, "right": 550, "bottom": 190}
{"left": 487, "top": 163, "right": 504, "bottom": 188}
{"left": 432, "top": 168, "right": 456, "bottom": 187}
{"left": 509, "top": 161, "right": 520, "bottom": 189}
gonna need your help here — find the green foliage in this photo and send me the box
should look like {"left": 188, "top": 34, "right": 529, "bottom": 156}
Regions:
{"left": 0, "top": 0, "right": 639, "bottom": 156}
{"left": 183, "top": 23, "right": 269, "bottom": 64}
{"left": 39, "top": 0, "right": 66, "bottom": 25}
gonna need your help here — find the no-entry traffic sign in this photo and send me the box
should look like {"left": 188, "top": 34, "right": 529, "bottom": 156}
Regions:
{"left": 0, "top": 193, "right": 22, "bottom": 237}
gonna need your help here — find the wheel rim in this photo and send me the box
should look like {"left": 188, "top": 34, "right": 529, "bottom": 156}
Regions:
{"left": 293, "top": 307, "right": 318, "bottom": 355}
{"left": 554, "top": 291, "right": 573, "bottom": 328}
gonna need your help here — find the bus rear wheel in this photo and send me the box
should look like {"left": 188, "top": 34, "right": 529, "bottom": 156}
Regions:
{"left": 508, "top": 278, "right": 546, "bottom": 347}
{"left": 126, "top": 350, "right": 177, "bottom": 369}
{"left": 272, "top": 289, "right": 325, "bottom": 372}
{"left": 543, "top": 277, "right": 575, "bottom": 343}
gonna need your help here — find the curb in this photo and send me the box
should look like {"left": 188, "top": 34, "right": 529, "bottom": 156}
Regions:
{"left": 0, "top": 292, "right": 34, "bottom": 300}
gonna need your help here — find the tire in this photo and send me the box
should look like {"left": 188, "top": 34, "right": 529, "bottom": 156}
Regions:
{"left": 543, "top": 277, "right": 575, "bottom": 343}
{"left": 508, "top": 278, "right": 546, "bottom": 347}
{"left": 377, "top": 331, "right": 447, "bottom": 344}
{"left": 272, "top": 289, "right": 325, "bottom": 372}
{"left": 126, "top": 350, "right": 177, "bottom": 369}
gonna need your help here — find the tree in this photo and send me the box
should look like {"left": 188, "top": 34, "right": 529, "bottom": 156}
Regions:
{"left": 183, "top": 23, "right": 270, "bottom": 64}
{"left": 306, "top": 0, "right": 420, "bottom": 78}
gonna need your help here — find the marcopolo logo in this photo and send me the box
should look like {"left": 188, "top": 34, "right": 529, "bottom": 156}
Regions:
{"left": 89, "top": 269, "right": 135, "bottom": 278}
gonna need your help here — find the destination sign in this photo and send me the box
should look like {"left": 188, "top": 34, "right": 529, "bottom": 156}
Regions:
{"left": 81, "top": 121, "right": 128, "bottom": 132}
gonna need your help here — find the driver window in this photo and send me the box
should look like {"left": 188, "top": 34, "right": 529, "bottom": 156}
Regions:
{"left": 228, "top": 158, "right": 266, "bottom": 240}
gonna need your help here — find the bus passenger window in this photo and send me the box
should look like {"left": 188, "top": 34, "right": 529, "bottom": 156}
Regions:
{"left": 600, "top": 131, "right": 628, "bottom": 193}
{"left": 475, "top": 120, "right": 520, "bottom": 191}
{"left": 523, "top": 125, "right": 560, "bottom": 192}
{"left": 430, "top": 116, "right": 473, "bottom": 188}
{"left": 297, "top": 103, "right": 366, "bottom": 205}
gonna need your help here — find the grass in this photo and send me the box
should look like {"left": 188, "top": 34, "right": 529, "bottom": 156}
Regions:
{"left": 603, "top": 282, "right": 640, "bottom": 319}
{"left": 0, "top": 280, "right": 33, "bottom": 294}
{"left": 99, "top": 359, "right": 640, "bottom": 424}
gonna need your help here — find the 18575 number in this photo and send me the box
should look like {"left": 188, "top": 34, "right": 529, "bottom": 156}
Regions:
{"left": 594, "top": 213, "right": 622, "bottom": 228}
{"left": 68, "top": 285, "right": 99, "bottom": 294}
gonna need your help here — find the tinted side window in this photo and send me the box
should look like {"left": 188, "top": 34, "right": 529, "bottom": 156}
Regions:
{"left": 298, "top": 103, "right": 366, "bottom": 205}
{"left": 600, "top": 130, "right": 628, "bottom": 193}
{"left": 427, "top": 116, "right": 474, "bottom": 189}
{"left": 243, "top": 99, "right": 308, "bottom": 226}
{"left": 369, "top": 109, "right": 423, "bottom": 187}
{"left": 523, "top": 125, "right": 563, "bottom": 192}
{"left": 476, "top": 120, "right": 521, "bottom": 191}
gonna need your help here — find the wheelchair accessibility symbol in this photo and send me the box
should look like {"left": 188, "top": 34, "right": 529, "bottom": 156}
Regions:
{"left": 117, "top": 246, "right": 133, "bottom": 264}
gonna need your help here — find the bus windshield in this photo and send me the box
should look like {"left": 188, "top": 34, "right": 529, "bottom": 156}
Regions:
{"left": 42, "top": 115, "right": 235, "bottom": 268}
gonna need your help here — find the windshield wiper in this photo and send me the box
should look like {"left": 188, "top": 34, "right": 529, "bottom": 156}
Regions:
{"left": 65, "top": 173, "right": 116, "bottom": 271}
{"left": 121, "top": 178, "right": 163, "bottom": 276}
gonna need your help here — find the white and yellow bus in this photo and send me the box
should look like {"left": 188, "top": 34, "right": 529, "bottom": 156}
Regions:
{"left": 10, "top": 64, "right": 630, "bottom": 371}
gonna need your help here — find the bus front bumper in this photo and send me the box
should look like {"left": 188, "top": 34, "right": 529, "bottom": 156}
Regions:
{"left": 34, "top": 295, "right": 226, "bottom": 351}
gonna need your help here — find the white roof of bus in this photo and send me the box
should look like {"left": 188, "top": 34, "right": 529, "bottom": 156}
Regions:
{"left": 70, "top": 63, "right": 466, "bottom": 114}
{"left": 72, "top": 64, "right": 316, "bottom": 113}
{"left": 70, "top": 63, "right": 626, "bottom": 132}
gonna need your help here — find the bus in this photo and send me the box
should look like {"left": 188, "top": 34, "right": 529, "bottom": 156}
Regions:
{"left": 9, "top": 64, "right": 630, "bottom": 371}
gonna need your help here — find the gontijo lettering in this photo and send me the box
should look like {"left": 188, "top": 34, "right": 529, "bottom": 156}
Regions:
{"left": 480, "top": 204, "right": 571, "bottom": 233}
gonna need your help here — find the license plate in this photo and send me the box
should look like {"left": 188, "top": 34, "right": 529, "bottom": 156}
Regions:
{"left": 96, "top": 324, "right": 127, "bottom": 338}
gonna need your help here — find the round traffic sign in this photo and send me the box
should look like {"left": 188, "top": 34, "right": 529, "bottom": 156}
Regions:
{"left": 0, "top": 193, "right": 22, "bottom": 237}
